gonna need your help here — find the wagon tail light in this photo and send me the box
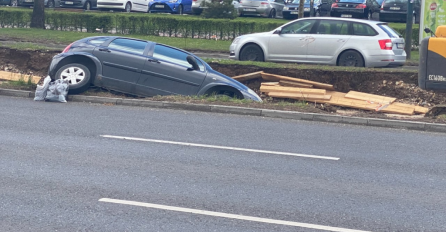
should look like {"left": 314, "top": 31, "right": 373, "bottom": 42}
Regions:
{"left": 380, "top": 0, "right": 385, "bottom": 10}
{"left": 379, "top": 39, "right": 393, "bottom": 50}
{"left": 331, "top": 2, "right": 338, "bottom": 7}
{"left": 62, "top": 43, "right": 73, "bottom": 53}
{"left": 261, "top": 1, "right": 269, "bottom": 4}
{"left": 355, "top": 3, "right": 366, "bottom": 8}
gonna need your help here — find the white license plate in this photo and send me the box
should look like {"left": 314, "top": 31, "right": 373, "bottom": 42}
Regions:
{"left": 24, "top": 0, "right": 33, "bottom": 2}
{"left": 397, "top": 43, "right": 404, "bottom": 49}
{"left": 390, "top": 7, "right": 400, "bottom": 10}
{"left": 65, "top": 1, "right": 73, "bottom": 4}
{"left": 155, "top": 5, "right": 164, "bottom": 8}
{"left": 244, "top": 8, "right": 256, "bottom": 11}
{"left": 290, "top": 11, "right": 298, "bottom": 14}
{"left": 304, "top": 7, "right": 310, "bottom": 11}
{"left": 341, "top": 14, "right": 352, "bottom": 17}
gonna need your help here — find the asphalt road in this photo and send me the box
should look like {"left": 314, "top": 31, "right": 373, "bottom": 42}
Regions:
{"left": 1, "top": 96, "right": 445, "bottom": 232}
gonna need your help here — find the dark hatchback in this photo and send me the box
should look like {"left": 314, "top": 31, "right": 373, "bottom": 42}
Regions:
{"left": 379, "top": 0, "right": 421, "bottom": 24}
{"left": 48, "top": 36, "right": 262, "bottom": 101}
{"left": 283, "top": 0, "right": 324, "bottom": 19}
{"left": 330, "top": 0, "right": 382, "bottom": 19}
{"left": 60, "top": 0, "right": 97, "bottom": 10}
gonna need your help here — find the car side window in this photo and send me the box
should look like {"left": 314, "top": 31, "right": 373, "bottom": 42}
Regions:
{"left": 89, "top": 37, "right": 109, "bottom": 45}
{"left": 108, "top": 38, "right": 148, "bottom": 55}
{"left": 317, "top": 20, "right": 349, "bottom": 35}
{"left": 153, "top": 45, "right": 205, "bottom": 71}
{"left": 281, "top": 19, "right": 317, "bottom": 34}
{"left": 351, "top": 23, "right": 377, "bottom": 36}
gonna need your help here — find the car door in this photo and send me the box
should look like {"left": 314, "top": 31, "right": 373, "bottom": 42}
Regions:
{"left": 133, "top": 0, "right": 148, "bottom": 11}
{"left": 135, "top": 44, "right": 207, "bottom": 96}
{"left": 93, "top": 38, "right": 148, "bottom": 94}
{"left": 267, "top": 19, "right": 317, "bottom": 62}
{"left": 306, "top": 19, "right": 351, "bottom": 63}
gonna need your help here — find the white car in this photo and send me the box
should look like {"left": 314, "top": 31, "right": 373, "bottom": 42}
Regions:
{"left": 97, "top": 0, "right": 149, "bottom": 12}
{"left": 229, "top": 17, "right": 406, "bottom": 67}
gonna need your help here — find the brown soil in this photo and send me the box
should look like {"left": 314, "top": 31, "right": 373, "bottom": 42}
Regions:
{"left": 1, "top": 47, "right": 446, "bottom": 123}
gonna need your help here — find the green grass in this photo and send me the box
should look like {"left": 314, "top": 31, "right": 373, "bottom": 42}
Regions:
{"left": 409, "top": 50, "right": 419, "bottom": 61}
{"left": 0, "top": 78, "right": 36, "bottom": 90}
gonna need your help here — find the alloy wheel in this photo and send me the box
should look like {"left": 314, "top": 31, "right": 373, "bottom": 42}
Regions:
{"left": 60, "top": 66, "right": 86, "bottom": 85}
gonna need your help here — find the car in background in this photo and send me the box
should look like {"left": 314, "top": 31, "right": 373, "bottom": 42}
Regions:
{"left": 191, "top": 0, "right": 207, "bottom": 14}
{"left": 97, "top": 0, "right": 149, "bottom": 12}
{"left": 229, "top": 17, "right": 406, "bottom": 67}
{"left": 282, "top": 0, "right": 322, "bottom": 19}
{"left": 0, "top": 0, "right": 17, "bottom": 6}
{"left": 379, "top": 0, "right": 420, "bottom": 24}
{"left": 18, "top": 0, "right": 59, "bottom": 8}
{"left": 237, "top": 0, "right": 286, "bottom": 18}
{"left": 330, "top": 0, "right": 382, "bottom": 19}
{"left": 60, "top": 0, "right": 97, "bottom": 10}
{"left": 148, "top": 0, "right": 192, "bottom": 14}
{"left": 48, "top": 36, "right": 262, "bottom": 101}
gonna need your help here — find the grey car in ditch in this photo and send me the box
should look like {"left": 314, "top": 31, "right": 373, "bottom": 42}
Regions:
{"left": 237, "top": 0, "right": 286, "bottom": 18}
{"left": 229, "top": 17, "right": 406, "bottom": 67}
{"left": 48, "top": 36, "right": 262, "bottom": 102}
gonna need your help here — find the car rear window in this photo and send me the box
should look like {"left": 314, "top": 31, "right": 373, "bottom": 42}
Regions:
{"left": 377, "top": 24, "right": 402, "bottom": 38}
{"left": 383, "top": 0, "right": 405, "bottom": 4}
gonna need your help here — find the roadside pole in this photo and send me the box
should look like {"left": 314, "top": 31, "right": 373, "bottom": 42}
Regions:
{"left": 404, "top": 0, "right": 414, "bottom": 60}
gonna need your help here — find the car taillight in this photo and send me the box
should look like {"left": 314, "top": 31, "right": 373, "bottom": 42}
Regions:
{"left": 379, "top": 39, "right": 393, "bottom": 50}
{"left": 261, "top": 2, "right": 269, "bottom": 4}
{"left": 193, "top": 0, "right": 197, "bottom": 1}
{"left": 380, "top": 0, "right": 385, "bottom": 10}
{"left": 62, "top": 43, "right": 73, "bottom": 53}
{"left": 356, "top": 3, "right": 366, "bottom": 8}
{"left": 331, "top": 3, "right": 338, "bottom": 7}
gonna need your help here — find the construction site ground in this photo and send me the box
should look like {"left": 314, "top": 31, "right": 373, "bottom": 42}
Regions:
{"left": 1, "top": 46, "right": 446, "bottom": 124}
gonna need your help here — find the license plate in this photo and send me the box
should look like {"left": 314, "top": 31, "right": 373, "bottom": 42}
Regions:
{"left": 65, "top": 1, "right": 73, "bottom": 4}
{"left": 244, "top": 8, "right": 256, "bottom": 11}
{"left": 24, "top": 0, "right": 33, "bottom": 2}
{"left": 155, "top": 5, "right": 164, "bottom": 8}
{"left": 341, "top": 14, "right": 352, "bottom": 17}
{"left": 390, "top": 7, "right": 400, "bottom": 10}
{"left": 397, "top": 43, "right": 404, "bottom": 49}
{"left": 290, "top": 11, "right": 298, "bottom": 14}
{"left": 304, "top": 7, "right": 310, "bottom": 11}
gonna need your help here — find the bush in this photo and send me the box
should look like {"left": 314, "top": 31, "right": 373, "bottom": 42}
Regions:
{"left": 201, "top": 0, "right": 238, "bottom": 19}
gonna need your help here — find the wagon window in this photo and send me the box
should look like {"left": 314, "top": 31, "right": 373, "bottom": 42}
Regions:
{"left": 108, "top": 38, "right": 148, "bottom": 55}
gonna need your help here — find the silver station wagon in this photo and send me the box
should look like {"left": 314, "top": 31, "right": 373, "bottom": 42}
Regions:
{"left": 229, "top": 17, "right": 406, "bottom": 67}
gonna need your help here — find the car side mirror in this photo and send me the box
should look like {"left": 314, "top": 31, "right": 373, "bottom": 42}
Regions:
{"left": 187, "top": 55, "right": 200, "bottom": 71}
{"left": 274, "top": 28, "right": 282, "bottom": 34}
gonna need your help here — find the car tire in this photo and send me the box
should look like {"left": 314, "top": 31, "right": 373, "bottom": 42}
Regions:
{"left": 9, "top": 0, "right": 17, "bottom": 6}
{"left": 178, "top": 4, "right": 183, "bottom": 15}
{"left": 315, "top": 10, "right": 320, "bottom": 17}
{"left": 47, "top": 0, "right": 55, "bottom": 8}
{"left": 268, "top": 9, "right": 276, "bottom": 18}
{"left": 413, "top": 14, "right": 418, "bottom": 24}
{"left": 84, "top": 1, "right": 91, "bottom": 10}
{"left": 54, "top": 63, "right": 91, "bottom": 94}
{"left": 239, "top": 44, "right": 264, "bottom": 62}
{"left": 367, "top": 11, "right": 372, "bottom": 20}
{"left": 338, "top": 50, "right": 364, "bottom": 67}
{"left": 124, "top": 2, "right": 131, "bottom": 12}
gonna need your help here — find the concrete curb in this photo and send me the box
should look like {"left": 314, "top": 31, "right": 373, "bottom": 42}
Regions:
{"left": 2, "top": 88, "right": 445, "bottom": 133}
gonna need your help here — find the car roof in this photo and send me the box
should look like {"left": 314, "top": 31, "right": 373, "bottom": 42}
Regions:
{"left": 298, "top": 17, "right": 385, "bottom": 25}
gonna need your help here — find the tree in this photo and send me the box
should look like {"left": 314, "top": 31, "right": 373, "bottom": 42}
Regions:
{"left": 201, "top": 0, "right": 238, "bottom": 19}
{"left": 298, "top": 0, "right": 304, "bottom": 19}
{"left": 30, "top": 0, "right": 45, "bottom": 29}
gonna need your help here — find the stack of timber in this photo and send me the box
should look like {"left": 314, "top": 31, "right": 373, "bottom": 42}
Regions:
{"left": 233, "top": 71, "right": 429, "bottom": 116}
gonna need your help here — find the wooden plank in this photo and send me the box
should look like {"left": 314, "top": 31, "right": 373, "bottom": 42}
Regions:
{"left": 261, "top": 82, "right": 279, "bottom": 86}
{"left": 260, "top": 85, "right": 326, "bottom": 95}
{"left": 267, "top": 92, "right": 331, "bottom": 100}
{"left": 0, "top": 71, "right": 41, "bottom": 84}
{"left": 279, "top": 80, "right": 313, "bottom": 88}
{"left": 261, "top": 73, "right": 334, "bottom": 90}
{"left": 391, "top": 102, "right": 429, "bottom": 114}
{"left": 344, "top": 91, "right": 397, "bottom": 104}
{"left": 232, "top": 71, "right": 264, "bottom": 81}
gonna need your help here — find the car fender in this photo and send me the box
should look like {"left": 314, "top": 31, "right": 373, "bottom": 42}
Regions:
{"left": 48, "top": 52, "right": 103, "bottom": 85}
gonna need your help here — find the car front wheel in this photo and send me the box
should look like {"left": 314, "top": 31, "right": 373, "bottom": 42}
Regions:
{"left": 239, "top": 44, "right": 264, "bottom": 62}
{"left": 268, "top": 9, "right": 276, "bottom": 18}
{"left": 84, "top": 1, "right": 91, "bottom": 10}
{"left": 47, "top": 0, "right": 55, "bottom": 8}
{"left": 124, "top": 2, "right": 131, "bottom": 12}
{"left": 338, "top": 50, "right": 364, "bottom": 67}
{"left": 55, "top": 63, "right": 91, "bottom": 94}
{"left": 178, "top": 4, "right": 183, "bottom": 14}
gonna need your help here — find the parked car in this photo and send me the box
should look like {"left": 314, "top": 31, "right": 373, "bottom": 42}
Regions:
{"left": 97, "top": 0, "right": 149, "bottom": 12}
{"left": 48, "top": 36, "right": 262, "bottom": 101}
{"left": 282, "top": 0, "right": 323, "bottom": 19}
{"left": 18, "top": 0, "right": 59, "bottom": 7}
{"left": 379, "top": 0, "right": 420, "bottom": 24}
{"left": 148, "top": 0, "right": 192, "bottom": 14}
{"left": 60, "top": 0, "right": 97, "bottom": 10}
{"left": 0, "top": 0, "right": 17, "bottom": 6}
{"left": 330, "top": 0, "right": 382, "bottom": 19}
{"left": 229, "top": 17, "right": 406, "bottom": 67}
{"left": 237, "top": 0, "right": 286, "bottom": 18}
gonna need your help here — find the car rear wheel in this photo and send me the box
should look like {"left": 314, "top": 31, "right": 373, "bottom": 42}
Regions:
{"left": 338, "top": 50, "right": 364, "bottom": 67}
{"left": 84, "top": 1, "right": 91, "bottom": 10}
{"left": 239, "top": 44, "right": 264, "bottom": 62}
{"left": 268, "top": 9, "right": 276, "bottom": 18}
{"left": 55, "top": 63, "right": 91, "bottom": 94}
{"left": 178, "top": 4, "right": 183, "bottom": 14}
{"left": 47, "top": 0, "right": 55, "bottom": 8}
{"left": 124, "top": 2, "right": 131, "bottom": 12}
{"left": 9, "top": 0, "right": 17, "bottom": 6}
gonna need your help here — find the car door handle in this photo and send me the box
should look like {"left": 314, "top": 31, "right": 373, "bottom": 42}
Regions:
{"left": 337, "top": 39, "right": 345, "bottom": 42}
{"left": 99, "top": 48, "right": 110, "bottom": 52}
{"left": 148, "top": 58, "right": 160, "bottom": 63}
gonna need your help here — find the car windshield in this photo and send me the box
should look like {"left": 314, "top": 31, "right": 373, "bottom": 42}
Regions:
{"left": 337, "top": 0, "right": 364, "bottom": 3}
{"left": 378, "top": 24, "right": 402, "bottom": 38}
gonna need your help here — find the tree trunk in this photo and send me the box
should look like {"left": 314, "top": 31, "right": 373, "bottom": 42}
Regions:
{"left": 298, "top": 0, "right": 304, "bottom": 19}
{"left": 30, "top": 0, "right": 45, "bottom": 29}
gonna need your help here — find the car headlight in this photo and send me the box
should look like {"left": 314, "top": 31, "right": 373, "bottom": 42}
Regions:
{"left": 284, "top": 6, "right": 289, "bottom": 10}
{"left": 232, "top": 37, "right": 241, "bottom": 44}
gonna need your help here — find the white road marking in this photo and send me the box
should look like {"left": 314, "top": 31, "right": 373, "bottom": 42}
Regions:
{"left": 100, "top": 135, "right": 339, "bottom": 160}
{"left": 99, "top": 198, "right": 369, "bottom": 232}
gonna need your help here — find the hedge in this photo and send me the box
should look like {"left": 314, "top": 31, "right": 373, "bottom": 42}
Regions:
{"left": 0, "top": 8, "right": 419, "bottom": 44}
